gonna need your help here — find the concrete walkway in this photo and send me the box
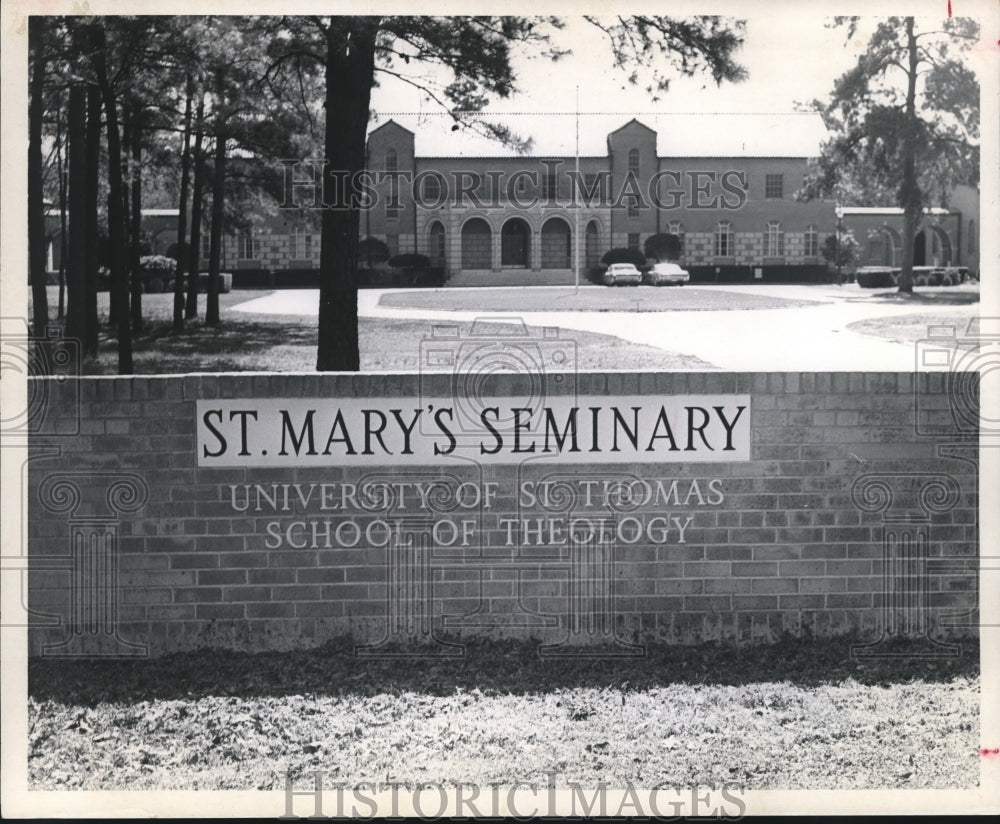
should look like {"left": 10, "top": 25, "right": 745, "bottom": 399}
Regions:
{"left": 229, "top": 284, "right": 980, "bottom": 371}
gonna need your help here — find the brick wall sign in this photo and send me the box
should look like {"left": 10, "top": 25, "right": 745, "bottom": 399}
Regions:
{"left": 26, "top": 372, "right": 978, "bottom": 658}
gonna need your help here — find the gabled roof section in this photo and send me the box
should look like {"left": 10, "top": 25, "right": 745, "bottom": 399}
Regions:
{"left": 607, "top": 117, "right": 657, "bottom": 136}
{"left": 367, "top": 119, "right": 415, "bottom": 140}
{"left": 379, "top": 112, "right": 828, "bottom": 158}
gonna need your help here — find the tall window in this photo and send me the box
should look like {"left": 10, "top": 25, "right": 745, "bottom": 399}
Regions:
{"left": 544, "top": 167, "right": 557, "bottom": 199}
{"left": 422, "top": 174, "right": 442, "bottom": 203}
{"left": 765, "top": 221, "right": 784, "bottom": 256}
{"left": 804, "top": 225, "right": 818, "bottom": 258}
{"left": 628, "top": 148, "right": 640, "bottom": 175}
{"left": 765, "top": 173, "right": 783, "bottom": 199}
{"left": 627, "top": 232, "right": 640, "bottom": 251}
{"left": 668, "top": 221, "right": 685, "bottom": 256}
{"left": 714, "top": 221, "right": 732, "bottom": 257}
{"left": 386, "top": 234, "right": 399, "bottom": 258}
{"left": 200, "top": 229, "right": 211, "bottom": 260}
{"left": 627, "top": 202, "right": 639, "bottom": 219}
{"left": 238, "top": 230, "right": 256, "bottom": 259}
{"left": 385, "top": 150, "right": 399, "bottom": 219}
{"left": 293, "top": 228, "right": 313, "bottom": 260}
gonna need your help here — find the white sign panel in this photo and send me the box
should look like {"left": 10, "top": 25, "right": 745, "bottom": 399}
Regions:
{"left": 196, "top": 395, "right": 751, "bottom": 466}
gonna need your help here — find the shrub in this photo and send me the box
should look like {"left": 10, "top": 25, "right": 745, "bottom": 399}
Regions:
{"left": 856, "top": 268, "right": 898, "bottom": 288}
{"left": 600, "top": 247, "right": 646, "bottom": 268}
{"left": 643, "top": 233, "right": 682, "bottom": 262}
{"left": 358, "top": 237, "right": 390, "bottom": 265}
{"left": 140, "top": 255, "right": 176, "bottom": 274}
{"left": 139, "top": 255, "right": 177, "bottom": 292}
{"left": 388, "top": 253, "right": 431, "bottom": 269}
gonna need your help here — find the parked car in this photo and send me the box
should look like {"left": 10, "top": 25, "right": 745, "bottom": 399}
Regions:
{"left": 602, "top": 262, "right": 642, "bottom": 286}
{"left": 643, "top": 261, "right": 690, "bottom": 286}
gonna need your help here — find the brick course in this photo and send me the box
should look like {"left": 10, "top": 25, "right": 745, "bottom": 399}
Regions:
{"left": 26, "top": 371, "right": 978, "bottom": 656}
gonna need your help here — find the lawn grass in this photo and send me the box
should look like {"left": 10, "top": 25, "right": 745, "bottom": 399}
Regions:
{"left": 27, "top": 636, "right": 979, "bottom": 791}
{"left": 847, "top": 312, "right": 983, "bottom": 346}
{"left": 378, "top": 286, "right": 824, "bottom": 313}
{"left": 35, "top": 288, "right": 713, "bottom": 373}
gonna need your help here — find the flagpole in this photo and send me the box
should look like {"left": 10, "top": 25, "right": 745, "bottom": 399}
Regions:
{"left": 574, "top": 85, "right": 580, "bottom": 294}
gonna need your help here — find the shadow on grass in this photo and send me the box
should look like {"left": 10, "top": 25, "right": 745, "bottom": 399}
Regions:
{"left": 28, "top": 634, "right": 978, "bottom": 706}
{"left": 860, "top": 289, "right": 980, "bottom": 305}
{"left": 84, "top": 316, "right": 317, "bottom": 375}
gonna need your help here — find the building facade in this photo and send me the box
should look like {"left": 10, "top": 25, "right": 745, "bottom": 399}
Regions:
{"left": 842, "top": 184, "right": 980, "bottom": 275}
{"left": 360, "top": 119, "right": 838, "bottom": 283}
{"left": 42, "top": 120, "right": 980, "bottom": 284}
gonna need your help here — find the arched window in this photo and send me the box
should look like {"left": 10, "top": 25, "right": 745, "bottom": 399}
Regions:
{"left": 765, "top": 221, "right": 784, "bottom": 257}
{"left": 667, "top": 221, "right": 685, "bottom": 257}
{"left": 714, "top": 221, "right": 732, "bottom": 257}
{"left": 628, "top": 148, "right": 640, "bottom": 175}
{"left": 804, "top": 225, "right": 818, "bottom": 258}
{"left": 428, "top": 221, "right": 446, "bottom": 266}
{"left": 385, "top": 149, "right": 398, "bottom": 172}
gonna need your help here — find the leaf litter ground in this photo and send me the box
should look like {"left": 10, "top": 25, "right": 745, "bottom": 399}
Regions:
{"left": 28, "top": 636, "right": 979, "bottom": 790}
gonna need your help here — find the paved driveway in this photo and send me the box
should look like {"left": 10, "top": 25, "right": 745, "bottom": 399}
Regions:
{"left": 230, "top": 284, "right": 980, "bottom": 371}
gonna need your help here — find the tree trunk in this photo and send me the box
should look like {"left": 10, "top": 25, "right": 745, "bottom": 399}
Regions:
{"left": 65, "top": 85, "right": 87, "bottom": 353}
{"left": 173, "top": 74, "right": 194, "bottom": 332}
{"left": 91, "top": 23, "right": 133, "bottom": 374}
{"left": 28, "top": 18, "right": 49, "bottom": 338}
{"left": 56, "top": 93, "right": 67, "bottom": 321}
{"left": 206, "top": 127, "right": 227, "bottom": 327}
{"left": 84, "top": 86, "right": 101, "bottom": 356}
{"left": 129, "top": 105, "right": 144, "bottom": 332}
{"left": 898, "top": 17, "right": 921, "bottom": 295}
{"left": 186, "top": 90, "right": 206, "bottom": 320}
{"left": 317, "top": 18, "right": 380, "bottom": 372}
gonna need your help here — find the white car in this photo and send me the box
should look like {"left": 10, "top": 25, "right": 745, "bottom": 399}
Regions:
{"left": 602, "top": 263, "right": 642, "bottom": 286}
{"left": 643, "top": 261, "right": 690, "bottom": 286}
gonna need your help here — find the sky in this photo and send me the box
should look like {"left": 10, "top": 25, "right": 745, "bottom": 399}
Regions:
{"left": 365, "top": 12, "right": 982, "bottom": 158}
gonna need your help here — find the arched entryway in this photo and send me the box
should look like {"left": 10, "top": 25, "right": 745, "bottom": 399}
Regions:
{"left": 428, "top": 221, "right": 446, "bottom": 267}
{"left": 501, "top": 218, "right": 531, "bottom": 268}
{"left": 926, "top": 225, "right": 952, "bottom": 265}
{"left": 913, "top": 231, "right": 927, "bottom": 266}
{"left": 541, "top": 217, "right": 571, "bottom": 269}
{"left": 461, "top": 218, "right": 491, "bottom": 269}
{"left": 585, "top": 220, "right": 600, "bottom": 268}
